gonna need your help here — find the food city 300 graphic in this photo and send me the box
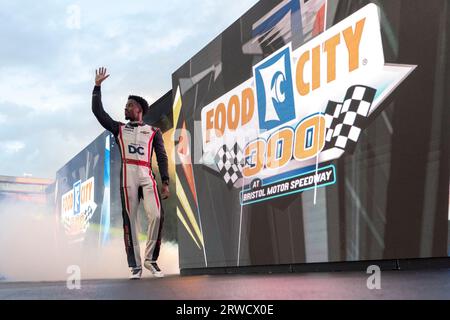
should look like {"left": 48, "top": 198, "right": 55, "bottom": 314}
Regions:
{"left": 199, "top": 4, "right": 415, "bottom": 205}
{"left": 61, "top": 177, "right": 97, "bottom": 236}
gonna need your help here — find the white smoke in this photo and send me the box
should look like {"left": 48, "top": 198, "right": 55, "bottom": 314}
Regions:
{"left": 0, "top": 201, "right": 179, "bottom": 282}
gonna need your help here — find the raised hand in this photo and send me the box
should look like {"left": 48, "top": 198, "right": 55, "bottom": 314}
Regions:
{"left": 95, "top": 67, "right": 110, "bottom": 86}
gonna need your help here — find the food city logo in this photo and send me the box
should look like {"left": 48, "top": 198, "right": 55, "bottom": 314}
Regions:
{"left": 61, "top": 177, "right": 97, "bottom": 236}
{"left": 200, "top": 4, "right": 415, "bottom": 205}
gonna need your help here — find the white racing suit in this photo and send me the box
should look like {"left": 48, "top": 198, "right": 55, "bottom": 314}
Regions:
{"left": 92, "top": 85, "right": 169, "bottom": 269}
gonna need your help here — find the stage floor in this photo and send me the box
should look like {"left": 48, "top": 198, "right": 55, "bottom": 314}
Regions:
{"left": 0, "top": 268, "right": 449, "bottom": 300}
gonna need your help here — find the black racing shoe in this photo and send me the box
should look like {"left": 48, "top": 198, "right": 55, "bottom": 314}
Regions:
{"left": 144, "top": 260, "right": 164, "bottom": 278}
{"left": 129, "top": 267, "right": 142, "bottom": 280}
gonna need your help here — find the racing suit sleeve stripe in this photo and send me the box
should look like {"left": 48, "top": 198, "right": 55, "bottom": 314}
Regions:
{"left": 148, "top": 129, "right": 161, "bottom": 210}
{"left": 92, "top": 85, "right": 120, "bottom": 136}
{"left": 148, "top": 129, "right": 158, "bottom": 165}
{"left": 152, "top": 129, "right": 170, "bottom": 184}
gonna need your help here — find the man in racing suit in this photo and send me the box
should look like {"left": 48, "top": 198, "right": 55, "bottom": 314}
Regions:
{"left": 91, "top": 67, "right": 170, "bottom": 279}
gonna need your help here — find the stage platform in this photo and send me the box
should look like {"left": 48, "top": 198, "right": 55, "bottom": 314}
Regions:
{"left": 1, "top": 268, "right": 449, "bottom": 300}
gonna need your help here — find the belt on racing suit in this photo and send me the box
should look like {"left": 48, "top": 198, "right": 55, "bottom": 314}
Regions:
{"left": 124, "top": 159, "right": 151, "bottom": 167}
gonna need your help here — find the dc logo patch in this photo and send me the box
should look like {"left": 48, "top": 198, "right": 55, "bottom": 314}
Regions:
{"left": 254, "top": 45, "right": 295, "bottom": 132}
{"left": 128, "top": 145, "right": 145, "bottom": 155}
{"left": 73, "top": 180, "right": 81, "bottom": 215}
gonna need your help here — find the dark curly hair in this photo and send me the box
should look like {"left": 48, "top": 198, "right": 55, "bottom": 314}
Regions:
{"left": 128, "top": 95, "right": 149, "bottom": 115}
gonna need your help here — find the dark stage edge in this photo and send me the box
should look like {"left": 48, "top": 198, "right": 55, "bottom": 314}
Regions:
{"left": 180, "top": 257, "right": 450, "bottom": 275}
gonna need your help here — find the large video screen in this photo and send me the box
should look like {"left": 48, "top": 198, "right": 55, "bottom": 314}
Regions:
{"left": 172, "top": 0, "right": 450, "bottom": 270}
{"left": 55, "top": 131, "right": 112, "bottom": 245}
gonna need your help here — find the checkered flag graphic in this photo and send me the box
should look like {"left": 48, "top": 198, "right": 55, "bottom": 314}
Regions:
{"left": 214, "top": 142, "right": 244, "bottom": 187}
{"left": 323, "top": 85, "right": 377, "bottom": 153}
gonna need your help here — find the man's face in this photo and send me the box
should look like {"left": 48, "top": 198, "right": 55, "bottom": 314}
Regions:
{"left": 125, "top": 99, "right": 142, "bottom": 121}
